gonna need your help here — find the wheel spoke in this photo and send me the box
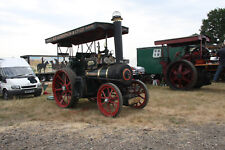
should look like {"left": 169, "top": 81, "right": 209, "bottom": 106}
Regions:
{"left": 64, "top": 75, "right": 67, "bottom": 84}
{"left": 109, "top": 96, "right": 119, "bottom": 101}
{"left": 107, "top": 103, "right": 111, "bottom": 112}
{"left": 66, "top": 94, "right": 71, "bottom": 103}
{"left": 66, "top": 82, "right": 71, "bottom": 88}
{"left": 173, "top": 70, "right": 178, "bottom": 75}
{"left": 182, "top": 69, "right": 191, "bottom": 75}
{"left": 101, "top": 101, "right": 106, "bottom": 105}
{"left": 137, "top": 94, "right": 145, "bottom": 99}
{"left": 55, "top": 88, "right": 62, "bottom": 92}
{"left": 136, "top": 85, "right": 141, "bottom": 94}
{"left": 178, "top": 79, "right": 183, "bottom": 88}
{"left": 60, "top": 98, "right": 64, "bottom": 104}
{"left": 178, "top": 64, "right": 183, "bottom": 73}
{"left": 101, "top": 96, "right": 107, "bottom": 100}
{"left": 66, "top": 90, "right": 72, "bottom": 96}
{"left": 102, "top": 90, "right": 107, "bottom": 98}
{"left": 108, "top": 88, "right": 113, "bottom": 98}
{"left": 138, "top": 101, "right": 142, "bottom": 106}
{"left": 109, "top": 99, "right": 119, "bottom": 104}
{"left": 56, "top": 75, "right": 64, "bottom": 84}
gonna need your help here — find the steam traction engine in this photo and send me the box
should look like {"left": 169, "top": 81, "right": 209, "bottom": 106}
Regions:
{"left": 45, "top": 12, "right": 149, "bottom": 117}
{"left": 155, "top": 35, "right": 217, "bottom": 90}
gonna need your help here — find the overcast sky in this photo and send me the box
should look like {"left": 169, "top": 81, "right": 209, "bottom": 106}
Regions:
{"left": 0, "top": 0, "right": 224, "bottom": 66}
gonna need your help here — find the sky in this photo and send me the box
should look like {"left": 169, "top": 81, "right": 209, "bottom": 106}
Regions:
{"left": 0, "top": 0, "right": 224, "bottom": 66}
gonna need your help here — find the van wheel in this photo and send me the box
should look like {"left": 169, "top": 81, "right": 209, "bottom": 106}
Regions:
{"left": 3, "top": 90, "right": 12, "bottom": 100}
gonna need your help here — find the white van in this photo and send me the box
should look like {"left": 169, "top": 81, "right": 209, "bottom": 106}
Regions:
{"left": 0, "top": 58, "right": 42, "bottom": 99}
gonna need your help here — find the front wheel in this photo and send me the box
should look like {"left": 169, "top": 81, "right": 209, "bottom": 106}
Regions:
{"left": 97, "top": 83, "right": 123, "bottom": 117}
{"left": 3, "top": 90, "right": 12, "bottom": 100}
{"left": 34, "top": 91, "right": 42, "bottom": 97}
{"left": 127, "top": 80, "right": 149, "bottom": 109}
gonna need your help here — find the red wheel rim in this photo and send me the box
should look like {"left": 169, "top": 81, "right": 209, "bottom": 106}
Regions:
{"left": 52, "top": 70, "right": 72, "bottom": 108}
{"left": 97, "top": 84, "right": 120, "bottom": 117}
{"left": 129, "top": 81, "right": 147, "bottom": 108}
{"left": 169, "top": 62, "right": 194, "bottom": 88}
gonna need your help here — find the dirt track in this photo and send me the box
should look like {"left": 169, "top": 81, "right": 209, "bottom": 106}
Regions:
{"left": 0, "top": 121, "right": 225, "bottom": 150}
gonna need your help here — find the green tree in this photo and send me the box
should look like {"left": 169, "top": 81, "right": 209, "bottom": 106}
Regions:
{"left": 200, "top": 8, "right": 225, "bottom": 44}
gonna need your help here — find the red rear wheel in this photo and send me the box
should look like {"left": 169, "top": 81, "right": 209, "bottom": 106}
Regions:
{"left": 127, "top": 80, "right": 149, "bottom": 109}
{"left": 166, "top": 60, "right": 197, "bottom": 90}
{"left": 52, "top": 68, "right": 78, "bottom": 108}
{"left": 97, "top": 83, "right": 122, "bottom": 117}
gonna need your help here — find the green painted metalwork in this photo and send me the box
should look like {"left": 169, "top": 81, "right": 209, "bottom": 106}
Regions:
{"left": 137, "top": 46, "right": 185, "bottom": 75}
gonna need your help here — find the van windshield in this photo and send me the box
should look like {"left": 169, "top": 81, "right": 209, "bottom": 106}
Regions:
{"left": 2, "top": 67, "right": 34, "bottom": 78}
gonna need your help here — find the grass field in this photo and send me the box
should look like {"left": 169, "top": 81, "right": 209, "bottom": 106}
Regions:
{"left": 0, "top": 83, "right": 225, "bottom": 129}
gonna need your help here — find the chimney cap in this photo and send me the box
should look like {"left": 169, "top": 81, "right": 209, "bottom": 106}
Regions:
{"left": 111, "top": 11, "right": 123, "bottom": 21}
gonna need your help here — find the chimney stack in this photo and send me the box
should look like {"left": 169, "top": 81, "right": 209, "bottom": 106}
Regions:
{"left": 112, "top": 11, "right": 123, "bottom": 63}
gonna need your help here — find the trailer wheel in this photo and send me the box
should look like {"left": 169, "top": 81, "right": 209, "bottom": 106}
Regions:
{"left": 97, "top": 83, "right": 122, "bottom": 117}
{"left": 166, "top": 60, "right": 197, "bottom": 90}
{"left": 127, "top": 80, "right": 149, "bottom": 109}
{"left": 52, "top": 68, "right": 78, "bottom": 108}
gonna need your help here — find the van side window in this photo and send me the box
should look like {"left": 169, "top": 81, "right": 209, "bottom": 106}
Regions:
{"left": 0, "top": 68, "right": 5, "bottom": 77}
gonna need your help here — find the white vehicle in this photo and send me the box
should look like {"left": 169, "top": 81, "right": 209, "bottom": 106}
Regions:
{"left": 0, "top": 58, "right": 42, "bottom": 99}
{"left": 131, "top": 66, "right": 145, "bottom": 76}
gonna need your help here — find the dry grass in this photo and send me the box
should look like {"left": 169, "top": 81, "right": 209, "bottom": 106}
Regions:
{"left": 0, "top": 82, "right": 225, "bottom": 129}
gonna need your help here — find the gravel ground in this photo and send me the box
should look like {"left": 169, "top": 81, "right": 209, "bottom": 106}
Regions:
{"left": 0, "top": 121, "right": 225, "bottom": 150}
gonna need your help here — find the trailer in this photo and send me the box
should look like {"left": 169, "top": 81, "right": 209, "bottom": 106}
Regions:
{"left": 137, "top": 46, "right": 185, "bottom": 83}
{"left": 21, "top": 55, "right": 70, "bottom": 82}
{"left": 137, "top": 35, "right": 222, "bottom": 90}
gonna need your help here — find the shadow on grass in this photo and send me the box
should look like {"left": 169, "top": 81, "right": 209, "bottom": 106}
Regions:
{"left": 195, "top": 87, "right": 225, "bottom": 94}
{"left": 68, "top": 99, "right": 145, "bottom": 118}
{"left": 0, "top": 95, "right": 38, "bottom": 101}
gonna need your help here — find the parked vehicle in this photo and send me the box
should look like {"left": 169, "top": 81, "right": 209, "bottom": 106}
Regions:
{"left": 131, "top": 66, "right": 145, "bottom": 79}
{"left": 21, "top": 55, "right": 70, "bottom": 82}
{"left": 137, "top": 35, "right": 221, "bottom": 90}
{"left": 0, "top": 58, "right": 42, "bottom": 99}
{"left": 45, "top": 12, "right": 149, "bottom": 117}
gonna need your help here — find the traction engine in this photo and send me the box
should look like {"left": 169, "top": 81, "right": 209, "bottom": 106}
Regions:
{"left": 155, "top": 35, "right": 218, "bottom": 90}
{"left": 45, "top": 12, "right": 149, "bottom": 117}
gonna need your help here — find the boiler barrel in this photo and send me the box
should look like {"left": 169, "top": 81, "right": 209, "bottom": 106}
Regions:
{"left": 85, "top": 63, "right": 133, "bottom": 83}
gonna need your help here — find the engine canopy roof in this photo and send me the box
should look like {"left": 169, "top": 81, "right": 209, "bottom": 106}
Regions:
{"left": 45, "top": 22, "right": 129, "bottom": 47}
